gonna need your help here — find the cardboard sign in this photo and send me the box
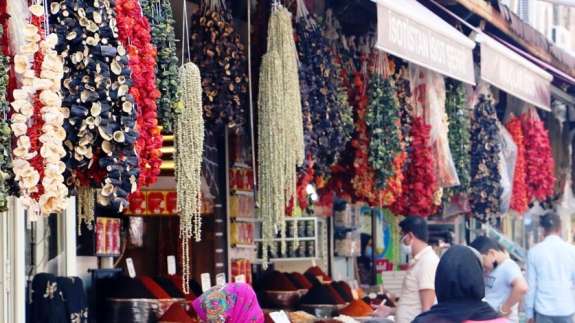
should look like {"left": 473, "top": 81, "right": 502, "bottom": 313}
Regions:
{"left": 216, "top": 273, "right": 227, "bottom": 287}
{"left": 201, "top": 273, "right": 211, "bottom": 292}
{"left": 167, "top": 255, "right": 176, "bottom": 275}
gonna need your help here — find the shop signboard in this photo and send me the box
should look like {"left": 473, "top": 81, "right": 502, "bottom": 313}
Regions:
{"left": 375, "top": 0, "right": 475, "bottom": 85}
{"left": 477, "top": 34, "right": 552, "bottom": 111}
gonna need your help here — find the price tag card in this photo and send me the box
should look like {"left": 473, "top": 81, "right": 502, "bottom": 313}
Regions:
{"left": 201, "top": 273, "right": 211, "bottom": 292}
{"left": 234, "top": 275, "right": 246, "bottom": 283}
{"left": 269, "top": 311, "right": 291, "bottom": 323}
{"left": 215, "top": 273, "right": 227, "bottom": 287}
{"left": 126, "top": 258, "right": 136, "bottom": 278}
{"left": 167, "top": 255, "right": 176, "bottom": 275}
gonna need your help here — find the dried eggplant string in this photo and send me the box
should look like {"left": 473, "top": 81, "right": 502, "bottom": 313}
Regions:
{"left": 257, "top": 5, "right": 304, "bottom": 266}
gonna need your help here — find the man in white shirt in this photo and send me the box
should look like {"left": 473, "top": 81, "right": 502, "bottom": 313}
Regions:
{"left": 471, "top": 236, "right": 528, "bottom": 322}
{"left": 395, "top": 216, "right": 439, "bottom": 323}
{"left": 525, "top": 211, "right": 575, "bottom": 323}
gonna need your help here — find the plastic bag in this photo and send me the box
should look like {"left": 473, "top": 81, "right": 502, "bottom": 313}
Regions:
{"left": 497, "top": 123, "right": 517, "bottom": 214}
{"left": 409, "top": 64, "right": 459, "bottom": 188}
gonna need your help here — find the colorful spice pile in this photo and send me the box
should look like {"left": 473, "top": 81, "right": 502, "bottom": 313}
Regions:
{"left": 470, "top": 95, "right": 502, "bottom": 222}
{"left": 287, "top": 272, "right": 313, "bottom": 289}
{"left": 505, "top": 115, "right": 528, "bottom": 213}
{"left": 521, "top": 111, "right": 556, "bottom": 202}
{"left": 189, "top": 1, "right": 248, "bottom": 129}
{"left": 331, "top": 281, "right": 354, "bottom": 302}
{"left": 391, "top": 117, "right": 437, "bottom": 216}
{"left": 301, "top": 285, "right": 345, "bottom": 305}
{"left": 262, "top": 271, "right": 297, "bottom": 291}
{"left": 443, "top": 80, "right": 470, "bottom": 201}
{"left": 339, "top": 299, "right": 374, "bottom": 317}
{"left": 140, "top": 0, "right": 180, "bottom": 133}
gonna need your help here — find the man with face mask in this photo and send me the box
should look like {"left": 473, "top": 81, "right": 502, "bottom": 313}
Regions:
{"left": 470, "top": 236, "right": 528, "bottom": 322}
{"left": 394, "top": 216, "right": 439, "bottom": 323}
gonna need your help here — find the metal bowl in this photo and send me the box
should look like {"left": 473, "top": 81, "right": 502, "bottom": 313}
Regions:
{"left": 263, "top": 290, "right": 302, "bottom": 308}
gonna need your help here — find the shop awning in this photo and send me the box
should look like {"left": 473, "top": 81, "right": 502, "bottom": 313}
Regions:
{"left": 476, "top": 33, "right": 553, "bottom": 111}
{"left": 374, "top": 0, "right": 476, "bottom": 85}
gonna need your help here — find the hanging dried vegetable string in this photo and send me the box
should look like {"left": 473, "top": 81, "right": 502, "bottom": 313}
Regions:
{"left": 176, "top": 62, "right": 204, "bottom": 294}
{"left": 257, "top": 4, "right": 305, "bottom": 266}
{"left": 521, "top": 109, "right": 556, "bottom": 202}
{"left": 12, "top": 4, "right": 68, "bottom": 217}
{"left": 189, "top": 0, "right": 248, "bottom": 130}
{"left": 391, "top": 117, "right": 437, "bottom": 216}
{"left": 366, "top": 52, "right": 401, "bottom": 191}
{"left": 505, "top": 115, "right": 528, "bottom": 213}
{"left": 294, "top": 0, "right": 351, "bottom": 181}
{"left": 140, "top": 0, "right": 180, "bottom": 133}
{"left": 49, "top": 0, "right": 139, "bottom": 212}
{"left": 0, "top": 24, "right": 13, "bottom": 212}
{"left": 116, "top": 0, "right": 163, "bottom": 188}
{"left": 77, "top": 187, "right": 95, "bottom": 233}
{"left": 470, "top": 94, "right": 502, "bottom": 222}
{"left": 443, "top": 80, "right": 470, "bottom": 202}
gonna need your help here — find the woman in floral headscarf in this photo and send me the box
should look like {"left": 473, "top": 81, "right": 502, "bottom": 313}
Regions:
{"left": 192, "top": 283, "right": 264, "bottom": 323}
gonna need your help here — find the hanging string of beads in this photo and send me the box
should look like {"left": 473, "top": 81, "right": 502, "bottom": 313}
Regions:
{"left": 176, "top": 62, "right": 204, "bottom": 294}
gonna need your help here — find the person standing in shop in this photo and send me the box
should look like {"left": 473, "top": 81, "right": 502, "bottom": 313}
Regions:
{"left": 470, "top": 236, "right": 528, "bottom": 322}
{"left": 525, "top": 211, "right": 575, "bottom": 323}
{"left": 394, "top": 216, "right": 440, "bottom": 323}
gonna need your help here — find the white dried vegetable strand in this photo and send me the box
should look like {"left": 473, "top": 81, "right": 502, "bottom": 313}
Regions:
{"left": 176, "top": 62, "right": 204, "bottom": 294}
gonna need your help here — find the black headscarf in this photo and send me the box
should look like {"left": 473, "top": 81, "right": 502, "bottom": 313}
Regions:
{"left": 412, "top": 246, "right": 500, "bottom": 323}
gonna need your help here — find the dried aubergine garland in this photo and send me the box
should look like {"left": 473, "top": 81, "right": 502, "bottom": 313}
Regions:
{"left": 50, "top": 0, "right": 139, "bottom": 212}
{"left": 470, "top": 95, "right": 502, "bottom": 222}
{"left": 140, "top": 0, "right": 180, "bottom": 133}
{"left": 295, "top": 14, "right": 351, "bottom": 180}
{"left": 189, "top": 4, "right": 248, "bottom": 130}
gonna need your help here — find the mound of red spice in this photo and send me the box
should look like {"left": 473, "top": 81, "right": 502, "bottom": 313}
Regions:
{"left": 331, "top": 281, "right": 354, "bottom": 302}
{"left": 287, "top": 272, "right": 313, "bottom": 289}
{"left": 262, "top": 271, "right": 297, "bottom": 291}
{"left": 339, "top": 299, "right": 374, "bottom": 317}
{"left": 301, "top": 285, "right": 345, "bottom": 305}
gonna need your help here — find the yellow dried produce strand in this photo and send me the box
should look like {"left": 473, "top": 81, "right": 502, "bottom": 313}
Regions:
{"left": 176, "top": 62, "right": 204, "bottom": 294}
{"left": 77, "top": 187, "right": 95, "bottom": 235}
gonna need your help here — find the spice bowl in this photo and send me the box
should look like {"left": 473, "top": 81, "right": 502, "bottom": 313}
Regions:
{"left": 296, "top": 289, "right": 309, "bottom": 297}
{"left": 263, "top": 290, "right": 302, "bottom": 308}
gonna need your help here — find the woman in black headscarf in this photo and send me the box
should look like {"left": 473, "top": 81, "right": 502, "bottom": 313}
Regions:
{"left": 413, "top": 245, "right": 506, "bottom": 323}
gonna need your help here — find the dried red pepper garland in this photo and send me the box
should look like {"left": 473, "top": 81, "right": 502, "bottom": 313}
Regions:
{"left": 391, "top": 117, "right": 437, "bottom": 217}
{"left": 115, "top": 0, "right": 163, "bottom": 188}
{"left": 505, "top": 115, "right": 528, "bottom": 213}
{"left": 521, "top": 111, "right": 555, "bottom": 202}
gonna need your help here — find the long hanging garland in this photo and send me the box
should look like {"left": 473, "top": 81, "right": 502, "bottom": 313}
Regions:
{"left": 12, "top": 4, "right": 68, "bottom": 217}
{"left": 470, "top": 95, "right": 502, "bottom": 222}
{"left": 189, "top": 0, "right": 248, "bottom": 130}
{"left": 257, "top": 4, "right": 305, "bottom": 265}
{"left": 176, "top": 62, "right": 204, "bottom": 294}
{"left": 294, "top": 1, "right": 351, "bottom": 181}
{"left": 505, "top": 115, "right": 528, "bottom": 213}
{"left": 391, "top": 117, "right": 437, "bottom": 216}
{"left": 116, "top": 0, "right": 163, "bottom": 188}
{"left": 366, "top": 55, "right": 401, "bottom": 191}
{"left": 49, "top": 0, "right": 139, "bottom": 212}
{"left": 0, "top": 24, "right": 12, "bottom": 212}
{"left": 443, "top": 80, "right": 470, "bottom": 202}
{"left": 521, "top": 110, "right": 556, "bottom": 202}
{"left": 140, "top": 0, "right": 180, "bottom": 133}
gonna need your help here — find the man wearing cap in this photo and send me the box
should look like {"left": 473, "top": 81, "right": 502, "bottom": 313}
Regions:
{"left": 394, "top": 216, "right": 439, "bottom": 323}
{"left": 525, "top": 211, "right": 575, "bottom": 323}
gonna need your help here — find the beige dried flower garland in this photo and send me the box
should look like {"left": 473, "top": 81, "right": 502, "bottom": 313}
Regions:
{"left": 175, "top": 62, "right": 204, "bottom": 294}
{"left": 257, "top": 5, "right": 305, "bottom": 266}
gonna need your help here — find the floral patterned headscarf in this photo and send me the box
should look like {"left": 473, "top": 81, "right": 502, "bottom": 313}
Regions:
{"left": 192, "top": 283, "right": 264, "bottom": 323}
